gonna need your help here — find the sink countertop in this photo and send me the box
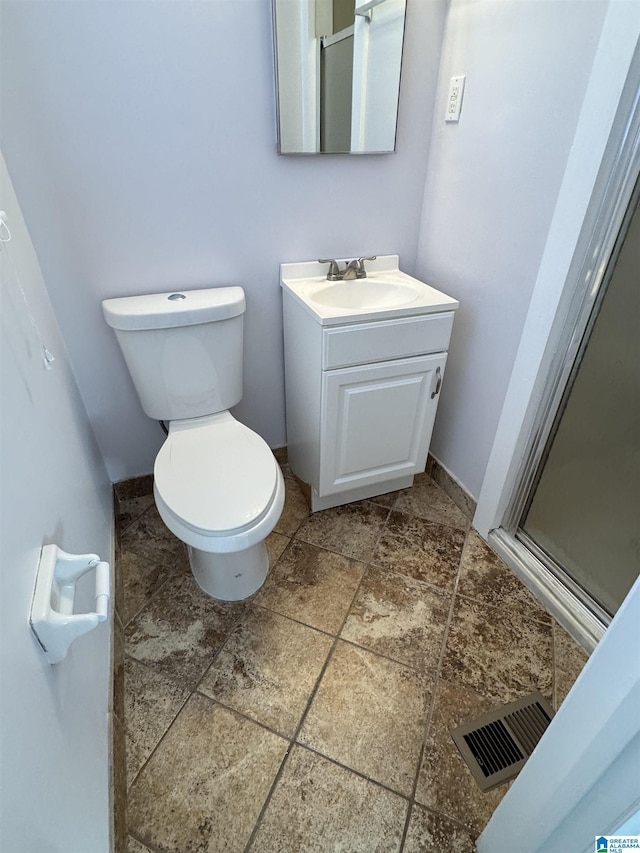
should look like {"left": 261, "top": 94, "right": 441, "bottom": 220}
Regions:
{"left": 280, "top": 255, "right": 459, "bottom": 326}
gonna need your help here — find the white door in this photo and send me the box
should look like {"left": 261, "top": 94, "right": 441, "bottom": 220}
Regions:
{"left": 319, "top": 353, "right": 446, "bottom": 495}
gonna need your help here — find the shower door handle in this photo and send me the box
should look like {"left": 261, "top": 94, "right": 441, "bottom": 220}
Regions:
{"left": 431, "top": 366, "right": 442, "bottom": 399}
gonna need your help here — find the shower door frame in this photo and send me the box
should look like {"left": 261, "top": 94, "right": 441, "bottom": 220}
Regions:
{"left": 512, "top": 157, "right": 640, "bottom": 624}
{"left": 474, "top": 38, "right": 640, "bottom": 653}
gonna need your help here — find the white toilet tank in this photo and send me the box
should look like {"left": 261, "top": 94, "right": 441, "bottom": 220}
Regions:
{"left": 102, "top": 287, "right": 246, "bottom": 421}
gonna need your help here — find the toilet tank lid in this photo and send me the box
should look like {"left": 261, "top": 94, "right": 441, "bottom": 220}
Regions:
{"left": 102, "top": 286, "right": 245, "bottom": 331}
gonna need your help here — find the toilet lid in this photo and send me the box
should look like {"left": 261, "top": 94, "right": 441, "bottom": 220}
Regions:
{"left": 154, "top": 418, "right": 278, "bottom": 536}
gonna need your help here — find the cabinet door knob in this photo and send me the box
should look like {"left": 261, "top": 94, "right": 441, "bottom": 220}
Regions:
{"left": 431, "top": 366, "right": 442, "bottom": 399}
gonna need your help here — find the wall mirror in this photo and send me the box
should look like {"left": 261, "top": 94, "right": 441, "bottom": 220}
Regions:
{"left": 272, "top": 0, "right": 407, "bottom": 154}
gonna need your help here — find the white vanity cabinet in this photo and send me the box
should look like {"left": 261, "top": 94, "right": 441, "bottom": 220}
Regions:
{"left": 281, "top": 256, "right": 458, "bottom": 511}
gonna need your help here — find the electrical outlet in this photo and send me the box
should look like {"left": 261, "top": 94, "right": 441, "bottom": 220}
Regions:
{"left": 446, "top": 75, "right": 466, "bottom": 122}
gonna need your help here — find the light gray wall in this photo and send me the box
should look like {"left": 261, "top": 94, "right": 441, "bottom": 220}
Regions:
{"left": 0, "top": 0, "right": 446, "bottom": 481}
{"left": 0, "top": 153, "right": 112, "bottom": 851}
{"left": 1, "top": 0, "right": 619, "bottom": 500}
{"left": 415, "top": 0, "right": 609, "bottom": 498}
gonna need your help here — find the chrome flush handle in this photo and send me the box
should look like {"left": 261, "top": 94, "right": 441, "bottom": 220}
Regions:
{"left": 431, "top": 366, "right": 442, "bottom": 399}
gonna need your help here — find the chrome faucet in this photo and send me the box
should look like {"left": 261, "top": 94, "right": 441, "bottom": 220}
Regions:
{"left": 318, "top": 259, "right": 342, "bottom": 281}
{"left": 318, "top": 256, "right": 377, "bottom": 281}
{"left": 342, "top": 259, "right": 361, "bottom": 280}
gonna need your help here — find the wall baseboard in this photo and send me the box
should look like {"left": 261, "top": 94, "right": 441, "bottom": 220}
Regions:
{"left": 270, "top": 448, "right": 477, "bottom": 519}
{"left": 111, "top": 486, "right": 128, "bottom": 850}
{"left": 427, "top": 453, "right": 477, "bottom": 520}
{"left": 114, "top": 474, "right": 154, "bottom": 501}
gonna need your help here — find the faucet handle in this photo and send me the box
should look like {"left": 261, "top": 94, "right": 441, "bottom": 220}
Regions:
{"left": 318, "top": 259, "right": 342, "bottom": 281}
{"left": 356, "top": 256, "right": 377, "bottom": 278}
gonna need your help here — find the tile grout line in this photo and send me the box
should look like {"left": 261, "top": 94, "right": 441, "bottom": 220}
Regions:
{"left": 123, "top": 513, "right": 302, "bottom": 795}
{"left": 120, "top": 527, "right": 253, "bottom": 796}
{"left": 127, "top": 647, "right": 295, "bottom": 801}
{"left": 455, "top": 588, "right": 554, "bottom": 627}
{"left": 403, "top": 523, "right": 554, "bottom": 840}
{"left": 327, "top": 631, "right": 448, "bottom": 677}
{"left": 238, "top": 483, "right": 467, "bottom": 849}
{"left": 397, "top": 747, "right": 425, "bottom": 852}
{"left": 196, "top": 599, "right": 258, "bottom": 680}
{"left": 118, "top": 498, "right": 156, "bottom": 537}
{"left": 292, "top": 741, "right": 414, "bottom": 802}
{"left": 120, "top": 560, "right": 183, "bottom": 630}
{"left": 254, "top": 554, "right": 455, "bottom": 676}
{"left": 242, "top": 532, "right": 374, "bottom": 853}
{"left": 282, "top": 488, "right": 470, "bottom": 577}
{"left": 122, "top": 653, "right": 192, "bottom": 792}
{"left": 116, "top": 502, "right": 195, "bottom": 805}
{"left": 121, "top": 475, "right": 378, "bottom": 846}
{"left": 200, "top": 594, "right": 450, "bottom": 709}
{"left": 398, "top": 516, "right": 474, "bottom": 849}
{"left": 552, "top": 619, "right": 558, "bottom": 711}
{"left": 251, "top": 600, "right": 349, "bottom": 639}
{"left": 399, "top": 525, "right": 472, "bottom": 846}
{"left": 125, "top": 609, "right": 275, "bottom": 796}
{"left": 185, "top": 683, "right": 418, "bottom": 809}
{"left": 128, "top": 829, "right": 163, "bottom": 853}
{"left": 192, "top": 689, "right": 296, "bottom": 742}
{"left": 120, "top": 468, "right": 538, "bottom": 849}
{"left": 418, "top": 802, "right": 487, "bottom": 840}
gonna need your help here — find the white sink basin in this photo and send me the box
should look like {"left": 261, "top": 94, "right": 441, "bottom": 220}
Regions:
{"left": 310, "top": 279, "right": 419, "bottom": 310}
{"left": 280, "top": 255, "right": 460, "bottom": 325}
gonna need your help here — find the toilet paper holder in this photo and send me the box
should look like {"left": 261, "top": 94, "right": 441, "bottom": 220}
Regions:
{"left": 30, "top": 544, "right": 110, "bottom": 664}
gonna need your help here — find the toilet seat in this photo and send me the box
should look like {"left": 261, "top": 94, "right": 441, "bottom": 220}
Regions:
{"left": 153, "top": 411, "right": 284, "bottom": 552}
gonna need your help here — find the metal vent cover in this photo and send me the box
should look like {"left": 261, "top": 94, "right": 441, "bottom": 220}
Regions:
{"left": 451, "top": 691, "right": 554, "bottom": 792}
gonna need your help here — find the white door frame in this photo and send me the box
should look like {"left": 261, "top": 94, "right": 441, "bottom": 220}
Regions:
{"left": 474, "top": 5, "right": 640, "bottom": 652}
{"left": 474, "top": 6, "right": 640, "bottom": 848}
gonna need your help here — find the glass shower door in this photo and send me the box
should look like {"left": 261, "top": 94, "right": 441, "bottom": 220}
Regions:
{"left": 519, "top": 191, "right": 640, "bottom": 617}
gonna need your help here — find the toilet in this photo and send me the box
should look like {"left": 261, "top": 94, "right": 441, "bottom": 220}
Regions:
{"left": 102, "top": 286, "right": 284, "bottom": 601}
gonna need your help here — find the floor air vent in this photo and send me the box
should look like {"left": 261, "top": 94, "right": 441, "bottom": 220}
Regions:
{"left": 451, "top": 691, "right": 554, "bottom": 792}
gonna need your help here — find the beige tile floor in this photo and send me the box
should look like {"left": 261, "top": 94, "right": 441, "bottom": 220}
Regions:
{"left": 115, "top": 458, "right": 588, "bottom": 853}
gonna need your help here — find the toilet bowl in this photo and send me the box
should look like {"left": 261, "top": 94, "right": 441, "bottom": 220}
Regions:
{"left": 153, "top": 412, "right": 285, "bottom": 599}
{"left": 102, "top": 285, "right": 284, "bottom": 601}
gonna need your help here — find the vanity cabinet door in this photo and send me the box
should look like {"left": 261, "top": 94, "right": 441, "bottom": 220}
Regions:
{"left": 319, "top": 353, "right": 447, "bottom": 496}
